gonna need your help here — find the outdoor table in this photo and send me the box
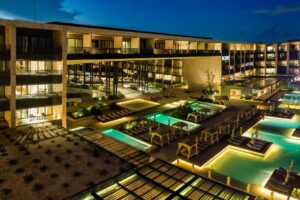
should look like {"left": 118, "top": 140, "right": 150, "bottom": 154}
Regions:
{"left": 177, "top": 139, "right": 198, "bottom": 159}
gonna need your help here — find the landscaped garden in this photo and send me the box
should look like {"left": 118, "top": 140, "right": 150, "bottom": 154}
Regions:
{"left": 0, "top": 127, "right": 133, "bottom": 200}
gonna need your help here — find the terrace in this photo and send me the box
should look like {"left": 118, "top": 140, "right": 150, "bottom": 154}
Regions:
{"left": 0, "top": 123, "right": 133, "bottom": 200}
{"left": 69, "top": 159, "right": 256, "bottom": 200}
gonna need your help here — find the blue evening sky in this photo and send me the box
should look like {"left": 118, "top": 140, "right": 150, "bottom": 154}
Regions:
{"left": 0, "top": 0, "right": 299, "bottom": 42}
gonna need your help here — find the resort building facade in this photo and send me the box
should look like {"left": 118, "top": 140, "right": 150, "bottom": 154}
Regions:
{"left": 0, "top": 19, "right": 299, "bottom": 128}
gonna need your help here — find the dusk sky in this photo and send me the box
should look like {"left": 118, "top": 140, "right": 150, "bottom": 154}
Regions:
{"left": 0, "top": 0, "right": 300, "bottom": 42}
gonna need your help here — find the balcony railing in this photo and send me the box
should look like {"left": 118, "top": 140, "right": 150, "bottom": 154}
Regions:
{"left": 17, "top": 47, "right": 62, "bottom": 60}
{"left": 154, "top": 49, "right": 221, "bottom": 56}
{"left": 0, "top": 45, "right": 10, "bottom": 60}
{"left": 16, "top": 70, "right": 62, "bottom": 75}
{"left": 16, "top": 92, "right": 62, "bottom": 109}
{"left": 0, "top": 71, "right": 10, "bottom": 85}
{"left": 67, "top": 47, "right": 139, "bottom": 55}
{"left": 0, "top": 97, "right": 9, "bottom": 111}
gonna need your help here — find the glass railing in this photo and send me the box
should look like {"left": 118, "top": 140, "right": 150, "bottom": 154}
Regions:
{"left": 16, "top": 92, "right": 62, "bottom": 99}
{"left": 16, "top": 70, "right": 62, "bottom": 75}
{"left": 67, "top": 47, "right": 139, "bottom": 54}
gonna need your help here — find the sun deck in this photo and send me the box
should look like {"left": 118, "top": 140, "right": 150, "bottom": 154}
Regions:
{"left": 69, "top": 159, "right": 256, "bottom": 200}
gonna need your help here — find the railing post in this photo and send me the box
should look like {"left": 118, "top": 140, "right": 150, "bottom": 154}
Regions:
{"left": 246, "top": 183, "right": 251, "bottom": 192}
{"left": 226, "top": 176, "right": 231, "bottom": 185}
{"left": 208, "top": 168, "right": 212, "bottom": 178}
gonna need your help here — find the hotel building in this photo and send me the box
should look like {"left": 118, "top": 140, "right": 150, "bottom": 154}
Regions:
{"left": 0, "top": 19, "right": 299, "bottom": 128}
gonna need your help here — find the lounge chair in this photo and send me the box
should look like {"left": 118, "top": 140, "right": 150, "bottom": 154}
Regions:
{"left": 267, "top": 179, "right": 293, "bottom": 194}
{"left": 254, "top": 138, "right": 267, "bottom": 145}
{"left": 247, "top": 143, "right": 263, "bottom": 150}
{"left": 228, "top": 139, "right": 241, "bottom": 145}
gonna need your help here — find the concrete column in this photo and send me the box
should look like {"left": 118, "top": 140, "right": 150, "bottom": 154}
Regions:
{"left": 287, "top": 43, "right": 290, "bottom": 75}
{"left": 83, "top": 34, "right": 92, "bottom": 48}
{"left": 131, "top": 37, "right": 140, "bottom": 53}
{"left": 6, "top": 25, "right": 16, "bottom": 128}
{"left": 274, "top": 44, "right": 278, "bottom": 75}
{"left": 61, "top": 30, "right": 67, "bottom": 128}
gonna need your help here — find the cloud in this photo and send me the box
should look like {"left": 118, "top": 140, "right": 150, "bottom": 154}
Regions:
{"left": 253, "top": 5, "right": 300, "bottom": 16}
{"left": 253, "top": 24, "right": 295, "bottom": 42}
{"left": 0, "top": 0, "right": 80, "bottom": 22}
{"left": 0, "top": 9, "right": 30, "bottom": 21}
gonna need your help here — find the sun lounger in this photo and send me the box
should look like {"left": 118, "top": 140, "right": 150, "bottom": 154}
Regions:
{"left": 228, "top": 139, "right": 241, "bottom": 145}
{"left": 268, "top": 179, "right": 293, "bottom": 194}
{"left": 97, "top": 116, "right": 107, "bottom": 122}
{"left": 254, "top": 138, "right": 267, "bottom": 144}
{"left": 247, "top": 143, "right": 263, "bottom": 150}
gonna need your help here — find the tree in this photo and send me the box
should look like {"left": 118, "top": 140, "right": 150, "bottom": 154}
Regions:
{"left": 206, "top": 69, "right": 215, "bottom": 93}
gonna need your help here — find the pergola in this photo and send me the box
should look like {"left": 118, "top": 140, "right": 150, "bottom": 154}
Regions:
{"left": 199, "top": 108, "right": 211, "bottom": 116}
{"left": 200, "top": 128, "right": 219, "bottom": 144}
{"left": 258, "top": 102, "right": 275, "bottom": 112}
{"left": 215, "top": 96, "right": 230, "bottom": 106}
{"left": 171, "top": 121, "right": 189, "bottom": 137}
{"left": 187, "top": 112, "right": 201, "bottom": 123}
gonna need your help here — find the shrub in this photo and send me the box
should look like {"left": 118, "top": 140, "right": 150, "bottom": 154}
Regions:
{"left": 45, "top": 149, "right": 52, "bottom": 155}
{"left": 54, "top": 156, "right": 63, "bottom": 163}
{"left": 15, "top": 167, "right": 24, "bottom": 174}
{"left": 73, "top": 171, "right": 82, "bottom": 178}
{"left": 66, "top": 149, "right": 73, "bottom": 154}
{"left": 32, "top": 158, "right": 41, "bottom": 164}
{"left": 50, "top": 173, "right": 58, "bottom": 178}
{"left": 33, "top": 183, "right": 44, "bottom": 191}
{"left": 64, "top": 163, "right": 71, "bottom": 169}
{"left": 8, "top": 159, "right": 18, "bottom": 166}
{"left": 2, "top": 188, "right": 12, "bottom": 196}
{"left": 40, "top": 165, "right": 49, "bottom": 172}
{"left": 169, "top": 105, "right": 193, "bottom": 119}
{"left": 63, "top": 183, "right": 70, "bottom": 188}
{"left": 99, "top": 169, "right": 108, "bottom": 176}
{"left": 23, "top": 174, "right": 34, "bottom": 184}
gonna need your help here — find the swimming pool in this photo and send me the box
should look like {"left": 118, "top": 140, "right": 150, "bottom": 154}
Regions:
{"left": 147, "top": 113, "right": 200, "bottom": 131}
{"left": 207, "top": 116, "right": 300, "bottom": 186}
{"left": 188, "top": 101, "right": 226, "bottom": 115}
{"left": 102, "top": 129, "right": 152, "bottom": 152}
{"left": 281, "top": 91, "right": 300, "bottom": 104}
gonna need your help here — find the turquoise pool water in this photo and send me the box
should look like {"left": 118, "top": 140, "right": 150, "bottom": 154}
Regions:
{"left": 102, "top": 129, "right": 152, "bottom": 151}
{"left": 188, "top": 101, "right": 225, "bottom": 115}
{"left": 281, "top": 91, "right": 300, "bottom": 104}
{"left": 211, "top": 116, "right": 300, "bottom": 186}
{"left": 147, "top": 113, "right": 200, "bottom": 131}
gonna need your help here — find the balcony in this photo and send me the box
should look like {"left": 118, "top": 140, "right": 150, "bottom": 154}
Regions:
{"left": 16, "top": 70, "right": 62, "bottom": 85}
{"left": 0, "top": 97, "right": 9, "bottom": 111}
{"left": 67, "top": 46, "right": 221, "bottom": 59}
{"left": 278, "top": 52, "right": 287, "bottom": 61}
{"left": 0, "top": 71, "right": 10, "bottom": 85}
{"left": 154, "top": 49, "right": 221, "bottom": 56}
{"left": 277, "top": 66, "right": 287, "bottom": 75}
{"left": 266, "top": 65, "right": 275, "bottom": 68}
{"left": 0, "top": 45, "right": 10, "bottom": 60}
{"left": 289, "top": 50, "right": 299, "bottom": 60}
{"left": 16, "top": 93, "right": 62, "bottom": 109}
{"left": 17, "top": 47, "right": 62, "bottom": 60}
{"left": 67, "top": 47, "right": 139, "bottom": 59}
{"left": 289, "top": 65, "right": 299, "bottom": 68}
{"left": 16, "top": 114, "right": 61, "bottom": 126}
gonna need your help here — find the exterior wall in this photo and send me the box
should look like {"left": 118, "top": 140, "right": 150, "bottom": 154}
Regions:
{"left": 182, "top": 56, "right": 222, "bottom": 91}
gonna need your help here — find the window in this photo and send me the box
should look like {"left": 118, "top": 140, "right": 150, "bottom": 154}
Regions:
{"left": 122, "top": 38, "right": 131, "bottom": 49}
{"left": 67, "top": 38, "right": 83, "bottom": 48}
